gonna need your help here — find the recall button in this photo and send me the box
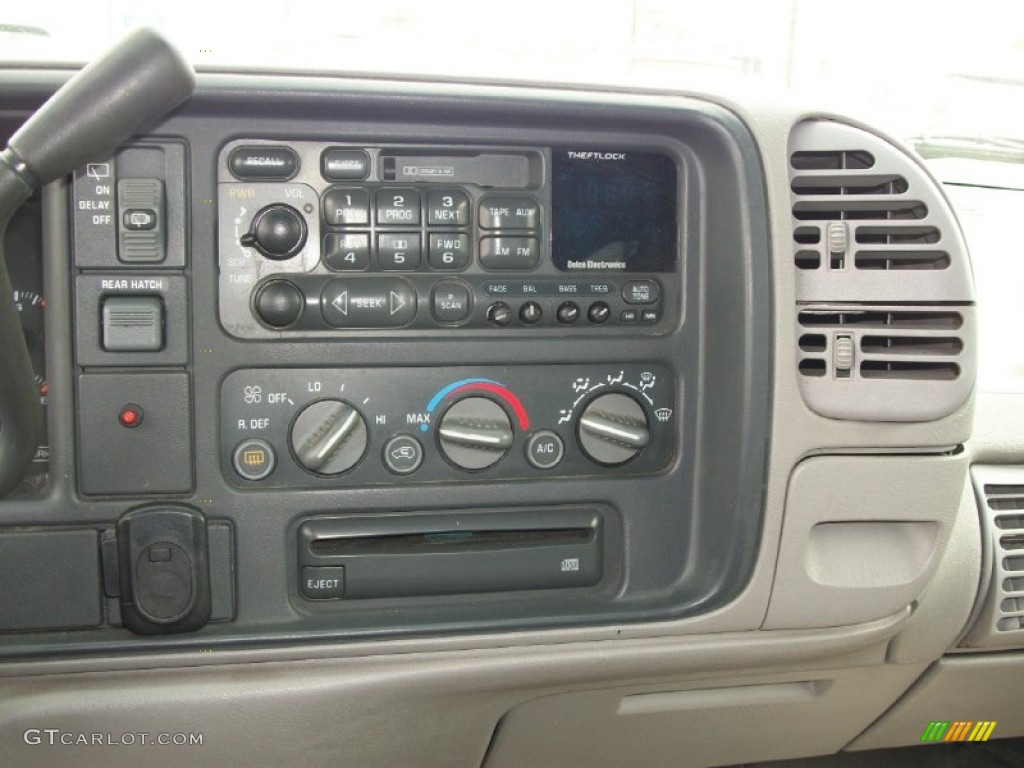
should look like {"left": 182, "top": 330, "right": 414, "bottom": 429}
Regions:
{"left": 479, "top": 237, "right": 540, "bottom": 270}
{"left": 622, "top": 280, "right": 660, "bottom": 305}
{"left": 301, "top": 566, "right": 346, "bottom": 600}
{"left": 321, "top": 277, "right": 417, "bottom": 328}
{"left": 228, "top": 146, "right": 298, "bottom": 181}
{"left": 479, "top": 197, "right": 540, "bottom": 229}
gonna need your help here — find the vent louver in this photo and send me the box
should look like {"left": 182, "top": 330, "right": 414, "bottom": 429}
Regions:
{"left": 962, "top": 468, "right": 1024, "bottom": 649}
{"left": 789, "top": 120, "right": 976, "bottom": 421}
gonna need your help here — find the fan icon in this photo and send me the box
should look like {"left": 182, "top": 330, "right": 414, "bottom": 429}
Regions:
{"left": 244, "top": 385, "right": 263, "bottom": 405}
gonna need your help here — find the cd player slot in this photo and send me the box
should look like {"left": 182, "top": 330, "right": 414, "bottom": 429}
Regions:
{"left": 297, "top": 508, "right": 603, "bottom": 600}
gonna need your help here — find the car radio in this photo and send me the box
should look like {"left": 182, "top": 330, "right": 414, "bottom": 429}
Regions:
{"left": 217, "top": 141, "right": 680, "bottom": 338}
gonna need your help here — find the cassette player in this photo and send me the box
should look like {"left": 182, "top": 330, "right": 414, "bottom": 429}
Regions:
{"left": 217, "top": 141, "right": 680, "bottom": 337}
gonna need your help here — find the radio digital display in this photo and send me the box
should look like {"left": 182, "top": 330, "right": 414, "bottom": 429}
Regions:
{"left": 551, "top": 150, "right": 677, "bottom": 273}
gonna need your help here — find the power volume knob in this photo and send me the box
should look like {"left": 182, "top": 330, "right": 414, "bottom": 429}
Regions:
{"left": 577, "top": 393, "right": 650, "bottom": 466}
{"left": 438, "top": 397, "right": 514, "bottom": 470}
{"left": 241, "top": 204, "right": 308, "bottom": 260}
{"left": 290, "top": 399, "right": 368, "bottom": 476}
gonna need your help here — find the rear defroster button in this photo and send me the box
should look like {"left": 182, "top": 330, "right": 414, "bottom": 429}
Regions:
{"left": 233, "top": 438, "right": 276, "bottom": 481}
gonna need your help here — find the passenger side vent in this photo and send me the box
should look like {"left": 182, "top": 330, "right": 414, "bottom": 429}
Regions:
{"left": 789, "top": 120, "right": 976, "bottom": 421}
{"left": 962, "top": 468, "right": 1024, "bottom": 649}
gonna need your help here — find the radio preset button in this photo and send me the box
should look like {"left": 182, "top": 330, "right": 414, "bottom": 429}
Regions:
{"left": 556, "top": 301, "right": 580, "bottom": 324}
{"left": 427, "top": 190, "right": 470, "bottom": 226}
{"left": 321, "top": 148, "right": 370, "bottom": 181}
{"left": 228, "top": 146, "right": 298, "bottom": 180}
{"left": 254, "top": 280, "right": 304, "bottom": 328}
{"left": 520, "top": 301, "right": 542, "bottom": 324}
{"left": 428, "top": 233, "right": 470, "bottom": 270}
{"left": 378, "top": 233, "right": 421, "bottom": 270}
{"left": 323, "top": 233, "right": 370, "bottom": 271}
{"left": 479, "top": 237, "right": 540, "bottom": 271}
{"left": 376, "top": 189, "right": 421, "bottom": 226}
{"left": 479, "top": 197, "right": 539, "bottom": 229}
{"left": 622, "top": 280, "right": 660, "bottom": 305}
{"left": 432, "top": 281, "right": 472, "bottom": 324}
{"left": 322, "top": 187, "right": 370, "bottom": 227}
{"left": 321, "top": 278, "right": 416, "bottom": 328}
{"left": 486, "top": 302, "right": 513, "bottom": 327}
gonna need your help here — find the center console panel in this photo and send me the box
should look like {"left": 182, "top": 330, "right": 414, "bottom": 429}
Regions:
{"left": 0, "top": 89, "right": 771, "bottom": 653}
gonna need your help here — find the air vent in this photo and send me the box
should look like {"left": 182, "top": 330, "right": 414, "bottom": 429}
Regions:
{"left": 789, "top": 120, "right": 976, "bottom": 421}
{"left": 962, "top": 468, "right": 1024, "bottom": 649}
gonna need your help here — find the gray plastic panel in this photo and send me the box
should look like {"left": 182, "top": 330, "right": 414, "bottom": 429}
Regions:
{"left": 764, "top": 453, "right": 967, "bottom": 630}
{"left": 0, "top": 79, "right": 772, "bottom": 657}
{"left": 0, "top": 529, "right": 101, "bottom": 631}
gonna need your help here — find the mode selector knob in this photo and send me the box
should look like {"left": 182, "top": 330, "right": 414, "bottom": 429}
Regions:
{"left": 290, "top": 399, "right": 368, "bottom": 476}
{"left": 438, "top": 397, "right": 514, "bottom": 470}
{"left": 577, "top": 393, "right": 650, "bottom": 466}
{"left": 240, "top": 204, "right": 308, "bottom": 260}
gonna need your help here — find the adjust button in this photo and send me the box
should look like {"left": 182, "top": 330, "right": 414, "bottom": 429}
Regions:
{"left": 479, "top": 237, "right": 540, "bottom": 270}
{"left": 321, "top": 278, "right": 416, "bottom": 328}
{"left": 479, "top": 197, "right": 540, "bottom": 229}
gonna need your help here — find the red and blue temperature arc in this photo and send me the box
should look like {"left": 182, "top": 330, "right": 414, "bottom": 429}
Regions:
{"left": 425, "top": 378, "right": 530, "bottom": 432}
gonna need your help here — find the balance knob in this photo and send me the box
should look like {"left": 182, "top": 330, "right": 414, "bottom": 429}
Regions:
{"left": 290, "top": 400, "right": 368, "bottom": 476}
{"left": 240, "top": 204, "right": 307, "bottom": 260}
{"left": 577, "top": 393, "right": 650, "bottom": 466}
{"left": 438, "top": 397, "right": 514, "bottom": 470}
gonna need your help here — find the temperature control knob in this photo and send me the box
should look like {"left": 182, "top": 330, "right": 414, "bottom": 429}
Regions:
{"left": 290, "top": 399, "right": 368, "bottom": 475}
{"left": 577, "top": 393, "right": 650, "bottom": 466}
{"left": 438, "top": 397, "right": 514, "bottom": 470}
{"left": 240, "top": 204, "right": 307, "bottom": 260}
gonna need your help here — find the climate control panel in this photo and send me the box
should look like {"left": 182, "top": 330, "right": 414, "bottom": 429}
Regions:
{"left": 220, "top": 365, "right": 676, "bottom": 487}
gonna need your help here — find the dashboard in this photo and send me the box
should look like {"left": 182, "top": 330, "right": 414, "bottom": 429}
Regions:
{"left": 0, "top": 47, "right": 1020, "bottom": 768}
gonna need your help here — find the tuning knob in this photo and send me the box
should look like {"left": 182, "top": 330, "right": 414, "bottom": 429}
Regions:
{"left": 438, "top": 397, "right": 514, "bottom": 470}
{"left": 577, "top": 393, "right": 650, "bottom": 466}
{"left": 290, "top": 399, "right": 368, "bottom": 475}
{"left": 240, "top": 204, "right": 307, "bottom": 260}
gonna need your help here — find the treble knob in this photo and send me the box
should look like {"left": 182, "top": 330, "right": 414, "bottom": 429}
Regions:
{"left": 577, "top": 393, "right": 650, "bottom": 466}
{"left": 240, "top": 203, "right": 307, "bottom": 260}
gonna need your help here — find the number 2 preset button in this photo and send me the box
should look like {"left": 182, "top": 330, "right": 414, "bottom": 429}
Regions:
{"left": 376, "top": 188, "right": 421, "bottom": 225}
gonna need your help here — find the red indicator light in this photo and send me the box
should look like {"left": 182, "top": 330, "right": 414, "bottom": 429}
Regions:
{"left": 119, "top": 404, "right": 143, "bottom": 428}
